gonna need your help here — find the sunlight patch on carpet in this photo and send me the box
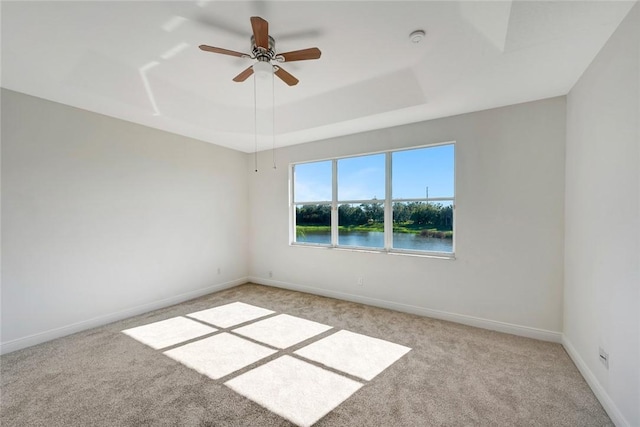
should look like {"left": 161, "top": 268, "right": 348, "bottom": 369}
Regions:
{"left": 163, "top": 333, "right": 277, "bottom": 379}
{"left": 187, "top": 302, "right": 274, "bottom": 328}
{"left": 233, "top": 314, "right": 332, "bottom": 349}
{"left": 121, "top": 303, "right": 412, "bottom": 425}
{"left": 295, "top": 330, "right": 411, "bottom": 381}
{"left": 225, "top": 355, "right": 362, "bottom": 427}
{"left": 121, "top": 317, "right": 216, "bottom": 350}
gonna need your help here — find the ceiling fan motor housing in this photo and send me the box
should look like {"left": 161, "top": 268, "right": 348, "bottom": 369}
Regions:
{"left": 251, "top": 35, "right": 276, "bottom": 62}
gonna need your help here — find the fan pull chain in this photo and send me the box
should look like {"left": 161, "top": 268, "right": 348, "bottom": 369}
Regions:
{"left": 272, "top": 69, "right": 276, "bottom": 170}
{"left": 253, "top": 71, "right": 258, "bottom": 172}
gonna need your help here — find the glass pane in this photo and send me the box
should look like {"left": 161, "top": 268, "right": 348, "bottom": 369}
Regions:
{"left": 337, "top": 203, "right": 384, "bottom": 249}
{"left": 295, "top": 204, "right": 331, "bottom": 245}
{"left": 392, "top": 144, "right": 454, "bottom": 199}
{"left": 294, "top": 161, "right": 332, "bottom": 203}
{"left": 392, "top": 201, "right": 453, "bottom": 253}
{"left": 337, "top": 154, "right": 385, "bottom": 201}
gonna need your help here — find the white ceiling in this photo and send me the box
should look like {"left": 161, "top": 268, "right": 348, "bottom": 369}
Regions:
{"left": 1, "top": 1, "right": 636, "bottom": 153}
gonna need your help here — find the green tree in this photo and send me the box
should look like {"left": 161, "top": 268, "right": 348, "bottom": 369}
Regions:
{"left": 338, "top": 204, "right": 367, "bottom": 226}
{"left": 410, "top": 202, "right": 438, "bottom": 226}
{"left": 361, "top": 200, "right": 384, "bottom": 223}
{"left": 296, "top": 204, "right": 331, "bottom": 225}
{"left": 393, "top": 202, "right": 411, "bottom": 223}
{"left": 435, "top": 204, "right": 453, "bottom": 229}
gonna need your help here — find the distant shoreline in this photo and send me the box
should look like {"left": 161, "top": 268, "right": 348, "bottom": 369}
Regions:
{"left": 296, "top": 224, "right": 453, "bottom": 239}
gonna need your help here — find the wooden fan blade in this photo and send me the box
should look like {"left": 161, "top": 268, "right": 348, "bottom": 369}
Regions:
{"left": 274, "top": 66, "right": 299, "bottom": 86}
{"left": 250, "top": 16, "right": 269, "bottom": 49}
{"left": 233, "top": 66, "right": 255, "bottom": 82}
{"left": 278, "top": 47, "right": 321, "bottom": 62}
{"left": 199, "top": 45, "right": 249, "bottom": 58}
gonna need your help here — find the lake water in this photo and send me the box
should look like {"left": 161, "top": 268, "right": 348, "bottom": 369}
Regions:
{"left": 297, "top": 230, "right": 453, "bottom": 253}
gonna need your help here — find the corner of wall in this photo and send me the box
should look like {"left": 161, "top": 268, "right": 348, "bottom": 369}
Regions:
{"left": 562, "top": 335, "right": 631, "bottom": 427}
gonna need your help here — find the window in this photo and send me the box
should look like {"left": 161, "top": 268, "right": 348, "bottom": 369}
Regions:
{"left": 293, "top": 160, "right": 332, "bottom": 245}
{"left": 391, "top": 144, "right": 454, "bottom": 253}
{"left": 338, "top": 154, "right": 385, "bottom": 249}
{"left": 291, "top": 143, "right": 455, "bottom": 256}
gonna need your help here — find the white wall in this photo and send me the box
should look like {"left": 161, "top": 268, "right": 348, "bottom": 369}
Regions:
{"left": 1, "top": 89, "right": 250, "bottom": 353}
{"left": 564, "top": 4, "right": 640, "bottom": 427}
{"left": 249, "top": 97, "right": 566, "bottom": 340}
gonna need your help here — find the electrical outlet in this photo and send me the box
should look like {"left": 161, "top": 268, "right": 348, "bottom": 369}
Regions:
{"left": 268, "top": 271, "right": 273, "bottom": 278}
{"left": 599, "top": 347, "right": 609, "bottom": 369}
{"left": 357, "top": 277, "right": 364, "bottom": 286}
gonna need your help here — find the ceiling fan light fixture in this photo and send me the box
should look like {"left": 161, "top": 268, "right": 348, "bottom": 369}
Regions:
{"left": 253, "top": 60, "right": 273, "bottom": 78}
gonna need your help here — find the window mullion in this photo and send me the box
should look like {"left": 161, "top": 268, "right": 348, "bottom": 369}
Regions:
{"left": 290, "top": 165, "right": 295, "bottom": 244}
{"left": 331, "top": 159, "right": 338, "bottom": 247}
{"left": 384, "top": 152, "right": 393, "bottom": 251}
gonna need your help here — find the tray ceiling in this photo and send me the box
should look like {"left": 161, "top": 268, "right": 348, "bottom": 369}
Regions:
{"left": 1, "top": 1, "right": 635, "bottom": 152}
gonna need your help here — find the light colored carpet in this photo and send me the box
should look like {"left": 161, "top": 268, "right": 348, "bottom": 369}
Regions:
{"left": 187, "top": 301, "right": 274, "bottom": 328}
{"left": 233, "top": 314, "right": 332, "bottom": 349}
{"left": 163, "top": 333, "right": 277, "bottom": 380}
{"left": 121, "top": 316, "right": 216, "bottom": 350}
{"left": 124, "top": 303, "right": 409, "bottom": 425}
{"left": 226, "top": 355, "right": 363, "bottom": 427}
{"left": 0, "top": 283, "right": 613, "bottom": 426}
{"left": 295, "top": 329, "right": 411, "bottom": 381}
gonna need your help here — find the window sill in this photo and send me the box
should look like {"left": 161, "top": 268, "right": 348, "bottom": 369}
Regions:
{"left": 289, "top": 242, "right": 455, "bottom": 260}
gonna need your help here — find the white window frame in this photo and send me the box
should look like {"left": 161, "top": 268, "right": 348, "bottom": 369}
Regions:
{"left": 290, "top": 142, "right": 455, "bottom": 258}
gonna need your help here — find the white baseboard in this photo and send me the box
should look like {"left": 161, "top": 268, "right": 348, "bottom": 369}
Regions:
{"left": 0, "top": 277, "right": 248, "bottom": 355}
{"left": 562, "top": 336, "right": 630, "bottom": 427}
{"left": 249, "top": 276, "right": 562, "bottom": 343}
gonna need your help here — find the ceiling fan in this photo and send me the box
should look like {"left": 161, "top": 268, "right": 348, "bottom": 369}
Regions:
{"left": 199, "top": 16, "right": 321, "bottom": 86}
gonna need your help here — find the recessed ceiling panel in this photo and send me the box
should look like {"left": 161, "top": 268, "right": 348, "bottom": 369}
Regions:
{"left": 1, "top": 1, "right": 636, "bottom": 152}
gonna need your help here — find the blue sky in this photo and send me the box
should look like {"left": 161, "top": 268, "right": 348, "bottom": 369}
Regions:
{"left": 294, "top": 144, "right": 454, "bottom": 202}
